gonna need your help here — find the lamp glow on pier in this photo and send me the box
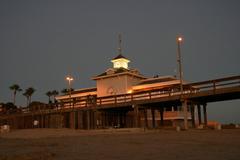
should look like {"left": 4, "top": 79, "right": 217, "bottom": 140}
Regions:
{"left": 66, "top": 76, "right": 74, "bottom": 98}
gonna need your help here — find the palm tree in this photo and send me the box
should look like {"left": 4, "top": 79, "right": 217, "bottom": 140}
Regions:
{"left": 23, "top": 87, "right": 35, "bottom": 106}
{"left": 23, "top": 91, "right": 30, "bottom": 107}
{"left": 27, "top": 87, "right": 35, "bottom": 103}
{"left": 52, "top": 90, "right": 59, "bottom": 103}
{"left": 61, "top": 88, "right": 69, "bottom": 95}
{"left": 61, "top": 88, "right": 74, "bottom": 95}
{"left": 46, "top": 91, "right": 52, "bottom": 103}
{"left": 9, "top": 84, "right": 22, "bottom": 105}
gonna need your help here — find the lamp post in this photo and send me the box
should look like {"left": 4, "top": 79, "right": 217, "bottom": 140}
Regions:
{"left": 177, "top": 36, "right": 183, "bottom": 96}
{"left": 176, "top": 35, "right": 188, "bottom": 130}
{"left": 66, "top": 76, "right": 74, "bottom": 107}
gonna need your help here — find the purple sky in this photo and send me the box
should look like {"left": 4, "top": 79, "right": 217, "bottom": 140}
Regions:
{"left": 0, "top": 0, "right": 239, "bottom": 123}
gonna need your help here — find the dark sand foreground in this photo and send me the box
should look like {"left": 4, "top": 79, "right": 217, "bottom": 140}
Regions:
{"left": 0, "top": 128, "right": 240, "bottom": 160}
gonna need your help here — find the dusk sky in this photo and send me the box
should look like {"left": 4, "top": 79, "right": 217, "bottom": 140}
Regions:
{"left": 0, "top": 0, "right": 239, "bottom": 123}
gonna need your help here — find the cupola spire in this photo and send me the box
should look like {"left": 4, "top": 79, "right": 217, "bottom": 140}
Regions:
{"left": 117, "top": 33, "right": 122, "bottom": 54}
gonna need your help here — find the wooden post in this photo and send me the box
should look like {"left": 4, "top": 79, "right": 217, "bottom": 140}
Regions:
{"left": 91, "top": 110, "right": 95, "bottom": 129}
{"left": 45, "top": 115, "right": 48, "bottom": 128}
{"left": 123, "top": 111, "right": 127, "bottom": 128}
{"left": 69, "top": 112, "right": 75, "bottom": 129}
{"left": 23, "top": 115, "right": 25, "bottom": 129}
{"left": 95, "top": 110, "right": 100, "bottom": 129}
{"left": 41, "top": 114, "right": 44, "bottom": 128}
{"left": 151, "top": 108, "right": 155, "bottom": 128}
{"left": 77, "top": 111, "right": 83, "bottom": 129}
{"left": 104, "top": 112, "right": 108, "bottom": 127}
{"left": 182, "top": 100, "right": 188, "bottom": 130}
{"left": 102, "top": 111, "right": 105, "bottom": 128}
{"left": 87, "top": 110, "right": 91, "bottom": 130}
{"left": 75, "top": 111, "right": 78, "bottom": 129}
{"left": 159, "top": 107, "right": 164, "bottom": 126}
{"left": 133, "top": 105, "right": 139, "bottom": 128}
{"left": 143, "top": 108, "right": 148, "bottom": 129}
{"left": 203, "top": 103, "right": 208, "bottom": 126}
{"left": 93, "top": 110, "right": 97, "bottom": 129}
{"left": 197, "top": 104, "right": 202, "bottom": 125}
{"left": 190, "top": 104, "right": 196, "bottom": 128}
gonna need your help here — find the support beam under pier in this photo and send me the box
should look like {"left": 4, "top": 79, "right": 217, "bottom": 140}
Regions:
{"left": 190, "top": 104, "right": 196, "bottom": 128}
{"left": 203, "top": 103, "right": 208, "bottom": 126}
{"left": 197, "top": 104, "right": 202, "bottom": 125}
{"left": 151, "top": 108, "right": 156, "bottom": 128}
{"left": 133, "top": 105, "right": 139, "bottom": 128}
{"left": 159, "top": 108, "right": 164, "bottom": 126}
{"left": 143, "top": 108, "right": 148, "bottom": 129}
{"left": 182, "top": 100, "right": 188, "bottom": 130}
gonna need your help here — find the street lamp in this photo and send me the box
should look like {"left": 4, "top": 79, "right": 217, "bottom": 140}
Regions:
{"left": 66, "top": 76, "right": 73, "bottom": 97}
{"left": 176, "top": 36, "right": 183, "bottom": 96}
{"left": 66, "top": 76, "right": 74, "bottom": 107}
{"left": 176, "top": 35, "right": 188, "bottom": 130}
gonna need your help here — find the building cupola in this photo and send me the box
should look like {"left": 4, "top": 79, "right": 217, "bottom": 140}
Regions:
{"left": 111, "top": 54, "right": 130, "bottom": 69}
{"left": 111, "top": 33, "right": 130, "bottom": 69}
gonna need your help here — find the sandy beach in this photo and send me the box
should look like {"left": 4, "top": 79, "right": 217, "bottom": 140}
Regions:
{"left": 0, "top": 128, "right": 240, "bottom": 160}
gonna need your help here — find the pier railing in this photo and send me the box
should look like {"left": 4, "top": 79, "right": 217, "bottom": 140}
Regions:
{"left": 58, "top": 75, "right": 240, "bottom": 109}
{"left": 1, "top": 75, "right": 239, "bottom": 116}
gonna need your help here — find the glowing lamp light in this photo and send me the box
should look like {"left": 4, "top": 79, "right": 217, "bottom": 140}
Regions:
{"left": 65, "top": 75, "right": 74, "bottom": 101}
{"left": 177, "top": 37, "right": 183, "bottom": 42}
{"left": 66, "top": 76, "right": 73, "bottom": 81}
{"left": 127, "top": 90, "right": 133, "bottom": 94}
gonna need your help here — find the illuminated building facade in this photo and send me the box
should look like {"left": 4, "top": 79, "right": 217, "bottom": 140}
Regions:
{"left": 56, "top": 53, "right": 192, "bottom": 128}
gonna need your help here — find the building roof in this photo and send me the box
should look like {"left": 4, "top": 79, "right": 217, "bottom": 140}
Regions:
{"left": 71, "top": 87, "right": 97, "bottom": 94}
{"left": 95, "top": 67, "right": 129, "bottom": 77}
{"left": 92, "top": 68, "right": 146, "bottom": 80}
{"left": 112, "top": 54, "right": 128, "bottom": 60}
{"left": 138, "top": 76, "right": 177, "bottom": 85}
{"left": 132, "top": 76, "right": 180, "bottom": 92}
{"left": 132, "top": 76, "right": 193, "bottom": 92}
